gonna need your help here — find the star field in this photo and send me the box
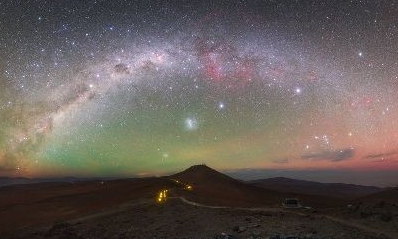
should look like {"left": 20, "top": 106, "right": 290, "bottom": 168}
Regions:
{"left": 1, "top": 0, "right": 398, "bottom": 178}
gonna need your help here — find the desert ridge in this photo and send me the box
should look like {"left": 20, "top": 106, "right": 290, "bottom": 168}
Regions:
{"left": 0, "top": 165, "right": 396, "bottom": 239}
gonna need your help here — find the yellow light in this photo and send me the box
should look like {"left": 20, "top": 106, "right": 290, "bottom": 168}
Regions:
{"left": 157, "top": 189, "right": 168, "bottom": 203}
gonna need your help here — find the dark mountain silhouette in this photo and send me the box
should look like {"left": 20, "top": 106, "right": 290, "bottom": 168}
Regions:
{"left": 0, "top": 176, "right": 119, "bottom": 187}
{"left": 170, "top": 165, "right": 280, "bottom": 206}
{"left": 0, "top": 165, "right": 352, "bottom": 235}
{"left": 172, "top": 164, "right": 243, "bottom": 186}
{"left": 358, "top": 187, "right": 398, "bottom": 203}
{"left": 249, "top": 177, "right": 382, "bottom": 199}
{"left": 170, "top": 165, "right": 345, "bottom": 208}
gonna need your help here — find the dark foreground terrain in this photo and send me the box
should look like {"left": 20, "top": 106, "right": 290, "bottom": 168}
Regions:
{"left": 1, "top": 165, "right": 397, "bottom": 239}
{"left": 6, "top": 199, "right": 392, "bottom": 239}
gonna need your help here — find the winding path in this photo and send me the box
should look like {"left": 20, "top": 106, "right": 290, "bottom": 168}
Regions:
{"left": 67, "top": 182, "right": 396, "bottom": 239}
{"left": 168, "top": 196, "right": 396, "bottom": 239}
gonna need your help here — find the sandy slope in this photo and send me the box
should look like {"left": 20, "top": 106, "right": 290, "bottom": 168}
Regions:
{"left": 6, "top": 199, "right": 391, "bottom": 239}
{"left": 1, "top": 165, "right": 396, "bottom": 239}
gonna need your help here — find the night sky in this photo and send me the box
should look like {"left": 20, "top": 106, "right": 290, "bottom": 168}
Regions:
{"left": 1, "top": 0, "right": 398, "bottom": 182}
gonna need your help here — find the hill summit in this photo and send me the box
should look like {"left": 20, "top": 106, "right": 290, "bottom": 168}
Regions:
{"left": 170, "top": 165, "right": 283, "bottom": 207}
{"left": 171, "top": 164, "right": 240, "bottom": 186}
{"left": 170, "top": 165, "right": 349, "bottom": 208}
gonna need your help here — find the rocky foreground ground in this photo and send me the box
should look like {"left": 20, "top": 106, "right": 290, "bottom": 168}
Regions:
{"left": 7, "top": 199, "right": 391, "bottom": 239}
